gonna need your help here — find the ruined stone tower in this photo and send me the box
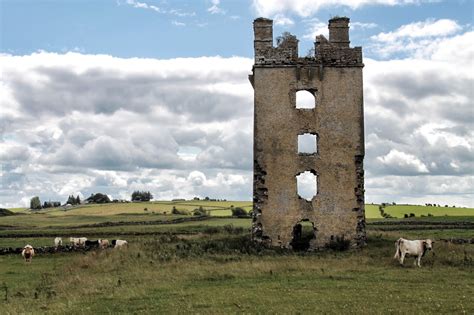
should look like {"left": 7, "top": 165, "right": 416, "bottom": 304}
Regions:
{"left": 249, "top": 17, "right": 366, "bottom": 250}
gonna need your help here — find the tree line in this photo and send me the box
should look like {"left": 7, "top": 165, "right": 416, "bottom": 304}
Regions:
{"left": 29, "top": 191, "right": 155, "bottom": 210}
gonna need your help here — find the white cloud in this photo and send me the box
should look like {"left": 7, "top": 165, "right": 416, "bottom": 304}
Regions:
{"left": 370, "top": 19, "right": 465, "bottom": 58}
{"left": 208, "top": 0, "right": 225, "bottom": 15}
{"left": 123, "top": 0, "right": 195, "bottom": 17}
{"left": 273, "top": 14, "right": 294, "bottom": 26}
{"left": 252, "top": 0, "right": 432, "bottom": 17}
{"left": 1, "top": 26, "right": 473, "bottom": 208}
{"left": 303, "top": 19, "right": 328, "bottom": 40}
{"left": 125, "top": 0, "right": 161, "bottom": 13}
{"left": 350, "top": 21, "right": 378, "bottom": 29}
{"left": 372, "top": 19, "right": 461, "bottom": 42}
{"left": 377, "top": 149, "right": 429, "bottom": 174}
{"left": 0, "top": 52, "right": 254, "bottom": 207}
{"left": 172, "top": 20, "right": 186, "bottom": 27}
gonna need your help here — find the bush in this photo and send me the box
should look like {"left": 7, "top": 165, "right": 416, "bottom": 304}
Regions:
{"left": 326, "top": 235, "right": 351, "bottom": 251}
{"left": 193, "top": 206, "right": 207, "bottom": 216}
{"left": 86, "top": 193, "right": 111, "bottom": 204}
{"left": 404, "top": 214, "right": 408, "bottom": 218}
{"left": 231, "top": 207, "right": 248, "bottom": 217}
{"left": 0, "top": 208, "right": 16, "bottom": 216}
{"left": 172, "top": 206, "right": 189, "bottom": 215}
{"left": 409, "top": 213, "right": 415, "bottom": 217}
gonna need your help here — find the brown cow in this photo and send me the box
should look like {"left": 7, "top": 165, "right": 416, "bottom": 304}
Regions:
{"left": 21, "top": 245, "right": 35, "bottom": 263}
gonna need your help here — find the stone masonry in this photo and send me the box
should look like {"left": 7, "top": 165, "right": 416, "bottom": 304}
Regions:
{"left": 249, "top": 17, "right": 366, "bottom": 250}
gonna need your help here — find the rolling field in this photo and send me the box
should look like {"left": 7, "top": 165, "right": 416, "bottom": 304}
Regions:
{"left": 383, "top": 204, "right": 474, "bottom": 218}
{"left": 1, "top": 201, "right": 473, "bottom": 314}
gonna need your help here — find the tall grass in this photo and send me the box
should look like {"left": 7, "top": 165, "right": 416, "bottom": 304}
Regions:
{"left": 2, "top": 229, "right": 473, "bottom": 314}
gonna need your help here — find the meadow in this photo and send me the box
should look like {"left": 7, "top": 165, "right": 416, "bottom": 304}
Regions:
{"left": 0, "top": 201, "right": 473, "bottom": 314}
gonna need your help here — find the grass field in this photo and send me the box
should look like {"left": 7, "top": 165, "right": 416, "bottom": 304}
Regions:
{"left": 383, "top": 204, "right": 474, "bottom": 218}
{"left": 1, "top": 201, "right": 473, "bottom": 314}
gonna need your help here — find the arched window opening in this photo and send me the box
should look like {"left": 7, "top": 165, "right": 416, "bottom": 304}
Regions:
{"left": 296, "top": 171, "right": 318, "bottom": 201}
{"left": 296, "top": 90, "right": 316, "bottom": 109}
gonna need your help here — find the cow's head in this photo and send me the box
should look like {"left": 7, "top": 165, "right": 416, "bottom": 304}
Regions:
{"left": 423, "top": 239, "right": 433, "bottom": 251}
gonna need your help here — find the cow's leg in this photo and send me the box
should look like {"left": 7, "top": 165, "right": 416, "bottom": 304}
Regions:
{"left": 400, "top": 251, "right": 406, "bottom": 265}
{"left": 417, "top": 255, "right": 422, "bottom": 267}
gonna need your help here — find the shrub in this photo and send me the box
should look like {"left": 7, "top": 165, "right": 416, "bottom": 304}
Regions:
{"left": 409, "top": 213, "right": 415, "bottom": 217}
{"left": 193, "top": 206, "right": 207, "bottom": 216}
{"left": 0, "top": 208, "right": 16, "bottom": 216}
{"left": 86, "top": 193, "right": 111, "bottom": 204}
{"left": 231, "top": 207, "right": 248, "bottom": 217}
{"left": 404, "top": 214, "right": 408, "bottom": 218}
{"left": 172, "top": 206, "right": 189, "bottom": 215}
{"left": 326, "top": 235, "right": 351, "bottom": 251}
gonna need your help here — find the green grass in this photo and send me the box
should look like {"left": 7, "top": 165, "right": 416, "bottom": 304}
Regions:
{"left": 35, "top": 201, "right": 253, "bottom": 217}
{"left": 1, "top": 201, "right": 473, "bottom": 313}
{"left": 7, "top": 201, "right": 473, "bottom": 220}
{"left": 1, "top": 231, "right": 472, "bottom": 314}
{"left": 365, "top": 204, "right": 382, "bottom": 219}
{"left": 383, "top": 204, "right": 474, "bottom": 218}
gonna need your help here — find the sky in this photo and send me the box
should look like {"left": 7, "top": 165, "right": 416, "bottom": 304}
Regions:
{"left": 0, "top": 0, "right": 473, "bottom": 208}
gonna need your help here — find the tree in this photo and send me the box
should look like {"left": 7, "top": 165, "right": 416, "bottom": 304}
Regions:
{"left": 76, "top": 195, "right": 81, "bottom": 205}
{"left": 67, "top": 195, "right": 77, "bottom": 205}
{"left": 86, "top": 193, "right": 111, "bottom": 204}
{"left": 131, "top": 191, "right": 153, "bottom": 202}
{"left": 30, "top": 196, "right": 42, "bottom": 210}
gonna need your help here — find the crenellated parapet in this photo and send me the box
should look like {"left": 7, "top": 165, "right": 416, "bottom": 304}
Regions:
{"left": 253, "top": 17, "right": 363, "bottom": 67}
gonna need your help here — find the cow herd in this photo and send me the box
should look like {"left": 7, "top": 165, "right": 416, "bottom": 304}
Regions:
{"left": 21, "top": 237, "right": 128, "bottom": 263}
{"left": 21, "top": 237, "right": 435, "bottom": 267}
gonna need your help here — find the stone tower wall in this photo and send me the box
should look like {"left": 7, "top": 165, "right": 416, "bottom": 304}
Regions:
{"left": 250, "top": 17, "right": 366, "bottom": 250}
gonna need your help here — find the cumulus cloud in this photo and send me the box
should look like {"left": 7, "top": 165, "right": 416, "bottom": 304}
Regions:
{"left": 376, "top": 149, "right": 429, "bottom": 174}
{"left": 370, "top": 19, "right": 465, "bottom": 58}
{"left": 1, "top": 21, "right": 473, "bottom": 208}
{"left": 0, "top": 52, "right": 253, "bottom": 207}
{"left": 302, "top": 18, "right": 328, "bottom": 40}
{"left": 363, "top": 24, "right": 473, "bottom": 206}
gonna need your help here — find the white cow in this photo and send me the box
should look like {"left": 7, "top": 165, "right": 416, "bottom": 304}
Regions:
{"left": 54, "top": 237, "right": 63, "bottom": 248}
{"left": 113, "top": 240, "right": 128, "bottom": 248}
{"left": 70, "top": 237, "right": 87, "bottom": 247}
{"left": 394, "top": 238, "right": 434, "bottom": 267}
{"left": 21, "top": 245, "right": 35, "bottom": 263}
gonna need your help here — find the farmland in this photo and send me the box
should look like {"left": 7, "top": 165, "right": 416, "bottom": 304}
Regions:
{"left": 1, "top": 201, "right": 473, "bottom": 314}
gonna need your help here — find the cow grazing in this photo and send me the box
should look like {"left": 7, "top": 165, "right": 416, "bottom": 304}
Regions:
{"left": 394, "top": 238, "right": 434, "bottom": 267}
{"left": 99, "top": 239, "right": 109, "bottom": 249}
{"left": 70, "top": 237, "right": 88, "bottom": 247}
{"left": 112, "top": 240, "right": 128, "bottom": 248}
{"left": 21, "top": 245, "right": 35, "bottom": 263}
{"left": 54, "top": 237, "right": 62, "bottom": 248}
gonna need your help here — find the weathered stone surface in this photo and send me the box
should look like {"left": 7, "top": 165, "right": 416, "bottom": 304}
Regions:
{"left": 250, "top": 17, "right": 366, "bottom": 250}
